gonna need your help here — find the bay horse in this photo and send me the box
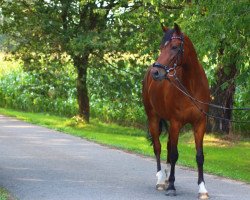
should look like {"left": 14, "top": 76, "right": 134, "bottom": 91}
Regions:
{"left": 142, "top": 24, "right": 210, "bottom": 199}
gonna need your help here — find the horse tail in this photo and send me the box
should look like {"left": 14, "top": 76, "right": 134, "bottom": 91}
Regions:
{"left": 147, "top": 119, "right": 169, "bottom": 145}
{"left": 159, "top": 119, "right": 168, "bottom": 135}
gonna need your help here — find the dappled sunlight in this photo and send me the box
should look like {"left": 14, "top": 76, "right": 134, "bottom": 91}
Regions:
{"left": 2, "top": 167, "right": 30, "bottom": 170}
{"left": 13, "top": 177, "right": 124, "bottom": 187}
{"left": 2, "top": 125, "right": 37, "bottom": 128}
{"left": 36, "top": 130, "right": 57, "bottom": 133}
{"left": 18, "top": 137, "right": 90, "bottom": 147}
{"left": 204, "top": 135, "right": 235, "bottom": 147}
{"left": 15, "top": 178, "right": 45, "bottom": 182}
{"left": 64, "top": 119, "right": 90, "bottom": 129}
{"left": 178, "top": 132, "right": 246, "bottom": 147}
{"left": 27, "top": 140, "right": 70, "bottom": 146}
{"left": 0, "top": 116, "right": 19, "bottom": 122}
{"left": 0, "top": 155, "right": 34, "bottom": 159}
{"left": 239, "top": 142, "right": 250, "bottom": 148}
{"left": 0, "top": 135, "right": 44, "bottom": 140}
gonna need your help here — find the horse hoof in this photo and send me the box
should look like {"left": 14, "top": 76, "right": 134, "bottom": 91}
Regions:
{"left": 166, "top": 189, "right": 176, "bottom": 196}
{"left": 156, "top": 184, "right": 166, "bottom": 191}
{"left": 198, "top": 193, "right": 209, "bottom": 200}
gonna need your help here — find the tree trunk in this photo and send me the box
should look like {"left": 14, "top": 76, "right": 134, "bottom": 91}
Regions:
{"left": 207, "top": 63, "right": 237, "bottom": 134}
{"left": 73, "top": 54, "right": 90, "bottom": 123}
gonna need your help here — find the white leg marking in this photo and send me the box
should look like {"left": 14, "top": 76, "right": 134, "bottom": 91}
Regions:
{"left": 199, "top": 182, "right": 208, "bottom": 194}
{"left": 156, "top": 170, "right": 165, "bottom": 185}
{"left": 156, "top": 170, "right": 166, "bottom": 190}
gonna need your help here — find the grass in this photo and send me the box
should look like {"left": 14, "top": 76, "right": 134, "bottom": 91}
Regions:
{"left": 0, "top": 188, "right": 13, "bottom": 200}
{"left": 0, "top": 108, "right": 249, "bottom": 183}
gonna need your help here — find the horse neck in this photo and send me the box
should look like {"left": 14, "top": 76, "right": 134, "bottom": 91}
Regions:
{"left": 181, "top": 40, "right": 208, "bottom": 94}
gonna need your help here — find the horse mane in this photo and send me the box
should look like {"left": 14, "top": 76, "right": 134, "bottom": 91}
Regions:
{"left": 184, "top": 35, "right": 199, "bottom": 62}
{"left": 183, "top": 34, "right": 211, "bottom": 102}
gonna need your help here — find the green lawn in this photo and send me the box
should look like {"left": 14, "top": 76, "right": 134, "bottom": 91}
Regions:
{"left": 0, "top": 108, "right": 249, "bottom": 183}
{"left": 0, "top": 188, "right": 13, "bottom": 200}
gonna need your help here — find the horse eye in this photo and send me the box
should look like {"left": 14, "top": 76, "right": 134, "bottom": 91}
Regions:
{"left": 172, "top": 46, "right": 178, "bottom": 50}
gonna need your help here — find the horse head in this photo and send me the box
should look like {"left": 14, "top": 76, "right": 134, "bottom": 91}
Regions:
{"left": 151, "top": 23, "right": 185, "bottom": 80}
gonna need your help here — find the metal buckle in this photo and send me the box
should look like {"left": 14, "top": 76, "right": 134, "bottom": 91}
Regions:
{"left": 167, "top": 68, "right": 176, "bottom": 77}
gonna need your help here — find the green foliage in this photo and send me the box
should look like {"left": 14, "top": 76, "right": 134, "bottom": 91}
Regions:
{"left": 0, "top": 1, "right": 249, "bottom": 131}
{"left": 234, "top": 76, "right": 250, "bottom": 131}
{"left": 0, "top": 55, "right": 147, "bottom": 126}
{"left": 0, "top": 188, "right": 11, "bottom": 200}
{"left": 0, "top": 58, "right": 78, "bottom": 116}
{"left": 180, "top": 0, "right": 249, "bottom": 132}
{"left": 88, "top": 59, "right": 146, "bottom": 125}
{"left": 181, "top": 0, "right": 249, "bottom": 81}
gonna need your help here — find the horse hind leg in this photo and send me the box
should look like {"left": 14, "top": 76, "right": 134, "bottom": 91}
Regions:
{"left": 194, "top": 120, "right": 209, "bottom": 199}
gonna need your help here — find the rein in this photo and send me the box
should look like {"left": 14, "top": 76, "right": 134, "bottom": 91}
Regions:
{"left": 168, "top": 75, "right": 250, "bottom": 123}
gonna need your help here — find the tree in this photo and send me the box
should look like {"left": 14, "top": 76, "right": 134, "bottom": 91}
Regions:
{"left": 181, "top": 0, "right": 249, "bottom": 133}
{"left": 0, "top": 0, "right": 131, "bottom": 122}
{"left": 2, "top": 0, "right": 247, "bottom": 132}
{"left": 0, "top": 0, "right": 185, "bottom": 123}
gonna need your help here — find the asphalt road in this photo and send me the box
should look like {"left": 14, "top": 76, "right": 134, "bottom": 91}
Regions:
{"left": 0, "top": 115, "right": 249, "bottom": 200}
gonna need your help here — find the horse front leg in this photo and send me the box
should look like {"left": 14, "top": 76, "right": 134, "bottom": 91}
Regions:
{"left": 148, "top": 118, "right": 167, "bottom": 191}
{"left": 166, "top": 122, "right": 181, "bottom": 196}
{"left": 194, "top": 120, "right": 209, "bottom": 200}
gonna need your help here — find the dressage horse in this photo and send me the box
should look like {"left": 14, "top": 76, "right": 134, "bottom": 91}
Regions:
{"left": 142, "top": 24, "right": 210, "bottom": 199}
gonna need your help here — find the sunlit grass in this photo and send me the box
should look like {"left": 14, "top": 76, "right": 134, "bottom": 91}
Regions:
{"left": 0, "top": 108, "right": 249, "bottom": 183}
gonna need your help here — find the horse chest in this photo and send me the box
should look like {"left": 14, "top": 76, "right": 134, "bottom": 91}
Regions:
{"left": 148, "top": 84, "right": 185, "bottom": 120}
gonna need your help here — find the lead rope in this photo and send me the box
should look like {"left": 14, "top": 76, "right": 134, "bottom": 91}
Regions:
{"left": 166, "top": 75, "right": 250, "bottom": 123}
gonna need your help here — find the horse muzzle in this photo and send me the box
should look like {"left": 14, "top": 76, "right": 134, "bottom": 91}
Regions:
{"left": 151, "top": 68, "right": 166, "bottom": 81}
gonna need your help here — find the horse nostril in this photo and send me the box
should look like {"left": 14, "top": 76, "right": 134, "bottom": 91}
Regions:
{"left": 153, "top": 71, "right": 159, "bottom": 76}
{"left": 151, "top": 69, "right": 159, "bottom": 76}
{"left": 151, "top": 69, "right": 160, "bottom": 80}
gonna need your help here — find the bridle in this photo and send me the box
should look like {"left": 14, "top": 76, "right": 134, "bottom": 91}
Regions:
{"left": 152, "top": 35, "right": 184, "bottom": 79}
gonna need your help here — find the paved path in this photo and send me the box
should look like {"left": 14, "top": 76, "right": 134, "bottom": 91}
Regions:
{"left": 0, "top": 115, "right": 249, "bottom": 200}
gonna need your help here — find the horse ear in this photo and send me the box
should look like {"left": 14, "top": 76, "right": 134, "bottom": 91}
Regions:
{"left": 174, "top": 23, "right": 181, "bottom": 34}
{"left": 161, "top": 23, "right": 168, "bottom": 32}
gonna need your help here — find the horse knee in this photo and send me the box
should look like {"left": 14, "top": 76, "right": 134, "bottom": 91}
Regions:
{"left": 196, "top": 150, "right": 204, "bottom": 166}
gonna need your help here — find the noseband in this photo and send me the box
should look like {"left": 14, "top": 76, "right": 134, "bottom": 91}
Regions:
{"left": 153, "top": 35, "right": 184, "bottom": 78}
